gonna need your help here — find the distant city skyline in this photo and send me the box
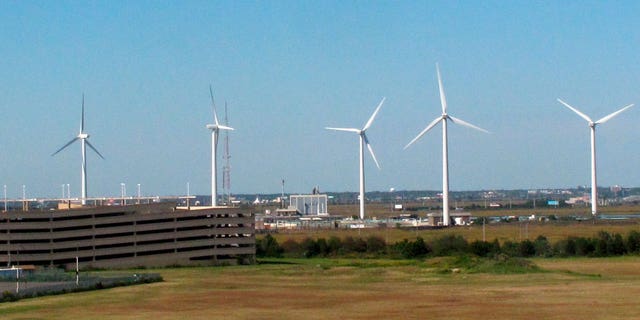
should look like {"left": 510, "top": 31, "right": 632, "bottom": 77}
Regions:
{"left": 1, "top": 2, "right": 639, "bottom": 198}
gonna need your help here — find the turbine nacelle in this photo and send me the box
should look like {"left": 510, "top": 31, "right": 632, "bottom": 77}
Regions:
{"left": 78, "top": 133, "right": 89, "bottom": 139}
{"left": 206, "top": 124, "right": 234, "bottom": 131}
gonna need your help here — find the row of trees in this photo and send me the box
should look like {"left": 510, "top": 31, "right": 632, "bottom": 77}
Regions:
{"left": 256, "top": 230, "right": 640, "bottom": 259}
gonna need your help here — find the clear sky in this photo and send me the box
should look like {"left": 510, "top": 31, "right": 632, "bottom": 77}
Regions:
{"left": 1, "top": 1, "right": 639, "bottom": 198}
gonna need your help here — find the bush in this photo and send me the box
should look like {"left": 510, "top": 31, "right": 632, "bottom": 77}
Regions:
{"left": 469, "top": 240, "right": 492, "bottom": 257}
{"left": 502, "top": 241, "right": 520, "bottom": 257}
{"left": 627, "top": 230, "right": 640, "bottom": 253}
{"left": 280, "top": 238, "right": 303, "bottom": 257}
{"left": 533, "top": 235, "right": 552, "bottom": 257}
{"left": 301, "top": 237, "right": 320, "bottom": 258}
{"left": 431, "top": 235, "right": 468, "bottom": 256}
{"left": 327, "top": 236, "right": 342, "bottom": 256}
{"left": 256, "top": 234, "right": 284, "bottom": 258}
{"left": 391, "top": 237, "right": 430, "bottom": 259}
{"left": 518, "top": 239, "right": 536, "bottom": 257}
{"left": 574, "top": 237, "right": 595, "bottom": 256}
{"left": 365, "top": 236, "right": 387, "bottom": 254}
{"left": 342, "top": 236, "right": 367, "bottom": 253}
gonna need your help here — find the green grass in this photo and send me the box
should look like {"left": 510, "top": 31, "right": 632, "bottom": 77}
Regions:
{"left": 2, "top": 257, "right": 640, "bottom": 319}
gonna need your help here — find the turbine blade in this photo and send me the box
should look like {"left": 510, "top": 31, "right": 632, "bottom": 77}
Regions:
{"left": 363, "top": 134, "right": 380, "bottom": 169}
{"left": 81, "top": 93, "right": 85, "bottom": 133}
{"left": 436, "top": 63, "right": 447, "bottom": 114}
{"left": 217, "top": 125, "right": 234, "bottom": 131}
{"left": 558, "top": 99, "right": 593, "bottom": 123}
{"left": 52, "top": 137, "right": 79, "bottom": 156}
{"left": 595, "top": 104, "right": 634, "bottom": 124}
{"left": 449, "top": 115, "right": 490, "bottom": 133}
{"left": 85, "top": 140, "right": 105, "bottom": 159}
{"left": 404, "top": 116, "right": 442, "bottom": 149}
{"left": 362, "top": 97, "right": 385, "bottom": 131}
{"left": 325, "top": 127, "right": 361, "bottom": 133}
{"left": 209, "top": 85, "right": 220, "bottom": 126}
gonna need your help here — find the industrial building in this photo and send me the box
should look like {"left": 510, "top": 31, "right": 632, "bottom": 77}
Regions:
{"left": 0, "top": 203, "right": 255, "bottom": 269}
{"left": 288, "top": 194, "right": 329, "bottom": 216}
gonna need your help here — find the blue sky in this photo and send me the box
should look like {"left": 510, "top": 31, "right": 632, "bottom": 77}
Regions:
{"left": 1, "top": 1, "right": 639, "bottom": 198}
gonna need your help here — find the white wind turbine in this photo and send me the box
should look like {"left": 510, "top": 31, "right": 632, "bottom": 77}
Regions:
{"left": 206, "top": 85, "right": 234, "bottom": 207}
{"left": 405, "top": 64, "right": 488, "bottom": 226}
{"left": 52, "top": 94, "right": 104, "bottom": 205}
{"left": 326, "top": 97, "right": 385, "bottom": 220}
{"left": 557, "top": 98, "right": 633, "bottom": 216}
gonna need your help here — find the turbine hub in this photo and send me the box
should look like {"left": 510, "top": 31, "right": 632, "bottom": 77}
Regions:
{"left": 78, "top": 133, "right": 89, "bottom": 139}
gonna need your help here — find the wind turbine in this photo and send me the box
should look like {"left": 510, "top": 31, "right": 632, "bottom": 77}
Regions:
{"left": 405, "top": 64, "right": 488, "bottom": 226}
{"left": 52, "top": 94, "right": 104, "bottom": 205}
{"left": 206, "top": 85, "right": 234, "bottom": 207}
{"left": 326, "top": 97, "right": 385, "bottom": 220}
{"left": 557, "top": 98, "right": 633, "bottom": 216}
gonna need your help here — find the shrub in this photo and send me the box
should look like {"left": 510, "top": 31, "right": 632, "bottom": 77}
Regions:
{"left": 365, "top": 236, "right": 387, "bottom": 254}
{"left": 301, "top": 237, "right": 320, "bottom": 258}
{"left": 574, "top": 237, "right": 595, "bottom": 256}
{"left": 256, "top": 234, "right": 284, "bottom": 258}
{"left": 627, "top": 230, "right": 640, "bottom": 253}
{"left": 502, "top": 241, "right": 519, "bottom": 257}
{"left": 280, "top": 238, "right": 303, "bottom": 257}
{"left": 342, "top": 236, "right": 367, "bottom": 253}
{"left": 469, "top": 240, "right": 492, "bottom": 257}
{"left": 533, "top": 235, "right": 552, "bottom": 257}
{"left": 327, "top": 236, "right": 342, "bottom": 256}
{"left": 391, "top": 237, "right": 429, "bottom": 259}
{"left": 431, "top": 235, "right": 468, "bottom": 256}
{"left": 518, "top": 239, "right": 536, "bottom": 257}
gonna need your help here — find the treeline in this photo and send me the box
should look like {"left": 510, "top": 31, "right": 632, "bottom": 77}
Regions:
{"left": 256, "top": 230, "right": 640, "bottom": 259}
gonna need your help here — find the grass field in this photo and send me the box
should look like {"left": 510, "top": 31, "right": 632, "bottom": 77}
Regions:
{"left": 268, "top": 219, "right": 640, "bottom": 245}
{"left": 1, "top": 256, "right": 640, "bottom": 319}
{"left": 324, "top": 203, "right": 640, "bottom": 219}
{"left": 3, "top": 208, "right": 640, "bottom": 319}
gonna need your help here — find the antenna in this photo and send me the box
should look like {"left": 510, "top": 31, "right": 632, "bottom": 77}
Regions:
{"left": 223, "top": 101, "right": 232, "bottom": 206}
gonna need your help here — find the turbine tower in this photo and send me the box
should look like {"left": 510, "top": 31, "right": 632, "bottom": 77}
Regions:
{"left": 557, "top": 98, "right": 633, "bottom": 216}
{"left": 52, "top": 94, "right": 104, "bottom": 205}
{"left": 405, "top": 64, "right": 488, "bottom": 226}
{"left": 206, "top": 86, "right": 234, "bottom": 207}
{"left": 326, "top": 97, "right": 385, "bottom": 220}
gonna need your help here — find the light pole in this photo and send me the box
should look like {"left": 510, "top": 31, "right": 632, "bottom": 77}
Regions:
{"left": 3, "top": 185, "right": 6, "bottom": 212}
{"left": 186, "top": 182, "right": 190, "bottom": 208}
{"left": 22, "top": 185, "right": 26, "bottom": 211}
{"left": 281, "top": 179, "right": 285, "bottom": 209}
{"left": 120, "top": 183, "right": 126, "bottom": 206}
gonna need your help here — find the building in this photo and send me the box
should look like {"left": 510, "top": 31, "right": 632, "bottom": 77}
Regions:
{"left": 289, "top": 194, "right": 328, "bottom": 216}
{"left": 426, "top": 212, "right": 473, "bottom": 226}
{"left": 0, "top": 203, "right": 255, "bottom": 269}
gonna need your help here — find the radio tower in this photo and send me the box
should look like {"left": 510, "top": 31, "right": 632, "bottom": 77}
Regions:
{"left": 222, "top": 101, "right": 232, "bottom": 206}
